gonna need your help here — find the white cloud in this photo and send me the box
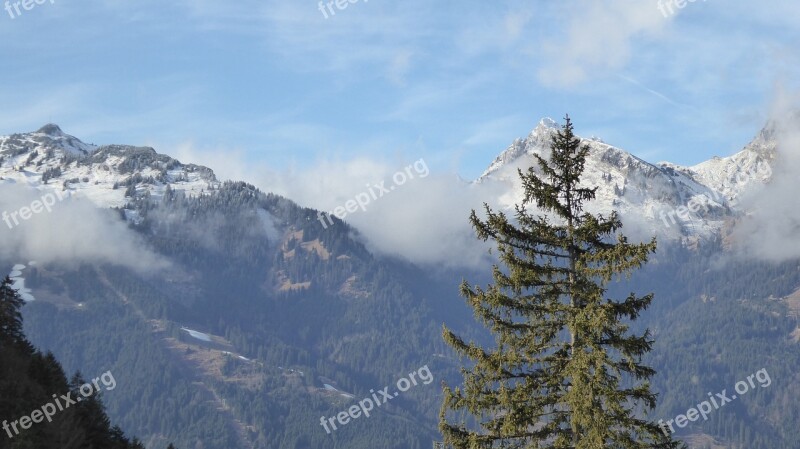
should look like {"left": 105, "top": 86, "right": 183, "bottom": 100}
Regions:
{"left": 537, "top": 0, "right": 670, "bottom": 87}
{"left": 455, "top": 7, "right": 534, "bottom": 56}
{"left": 0, "top": 185, "right": 169, "bottom": 273}
{"left": 176, "top": 152, "right": 504, "bottom": 268}
{"left": 730, "top": 87, "right": 800, "bottom": 261}
{"left": 171, "top": 142, "right": 264, "bottom": 184}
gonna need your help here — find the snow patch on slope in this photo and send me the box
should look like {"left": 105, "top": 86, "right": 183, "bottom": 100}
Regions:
{"left": 181, "top": 327, "right": 212, "bottom": 342}
{"left": 8, "top": 263, "right": 35, "bottom": 302}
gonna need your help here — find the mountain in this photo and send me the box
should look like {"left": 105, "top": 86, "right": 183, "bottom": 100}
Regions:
{"left": 479, "top": 117, "right": 775, "bottom": 241}
{"left": 0, "top": 120, "right": 775, "bottom": 243}
{"left": 1, "top": 121, "right": 799, "bottom": 449}
{"left": 0, "top": 124, "right": 217, "bottom": 210}
{"left": 1, "top": 124, "right": 474, "bottom": 449}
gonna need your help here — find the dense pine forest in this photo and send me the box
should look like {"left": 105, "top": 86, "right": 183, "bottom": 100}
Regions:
{"left": 0, "top": 277, "right": 179, "bottom": 449}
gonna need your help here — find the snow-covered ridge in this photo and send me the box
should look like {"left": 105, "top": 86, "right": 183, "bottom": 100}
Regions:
{"left": 478, "top": 117, "right": 778, "bottom": 240}
{"left": 0, "top": 124, "right": 220, "bottom": 210}
{"left": 0, "top": 120, "right": 780, "bottom": 244}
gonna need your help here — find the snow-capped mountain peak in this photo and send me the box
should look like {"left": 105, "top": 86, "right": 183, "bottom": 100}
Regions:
{"left": 478, "top": 117, "right": 777, "bottom": 241}
{"left": 16, "top": 123, "right": 99, "bottom": 156}
{"left": 0, "top": 120, "right": 780, "bottom": 245}
{"left": 480, "top": 117, "right": 561, "bottom": 179}
{"left": 36, "top": 123, "right": 64, "bottom": 136}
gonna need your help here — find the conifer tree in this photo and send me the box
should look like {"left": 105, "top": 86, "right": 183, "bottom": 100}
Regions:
{"left": 440, "top": 116, "right": 682, "bottom": 449}
{"left": 0, "top": 276, "right": 29, "bottom": 350}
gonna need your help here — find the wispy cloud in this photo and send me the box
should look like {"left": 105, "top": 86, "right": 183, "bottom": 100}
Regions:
{"left": 537, "top": 0, "right": 670, "bottom": 87}
{"left": 463, "top": 115, "right": 531, "bottom": 147}
{"left": 616, "top": 75, "right": 689, "bottom": 109}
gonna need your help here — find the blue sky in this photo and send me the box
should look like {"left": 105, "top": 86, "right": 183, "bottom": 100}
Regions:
{"left": 0, "top": 0, "right": 799, "bottom": 181}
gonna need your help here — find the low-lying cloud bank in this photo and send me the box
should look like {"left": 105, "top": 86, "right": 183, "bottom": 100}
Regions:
{"left": 731, "top": 97, "right": 800, "bottom": 262}
{"left": 258, "top": 158, "right": 505, "bottom": 268}
{"left": 0, "top": 184, "right": 169, "bottom": 273}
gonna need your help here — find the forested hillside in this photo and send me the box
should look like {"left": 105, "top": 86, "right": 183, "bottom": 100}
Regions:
{"left": 0, "top": 277, "right": 177, "bottom": 449}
